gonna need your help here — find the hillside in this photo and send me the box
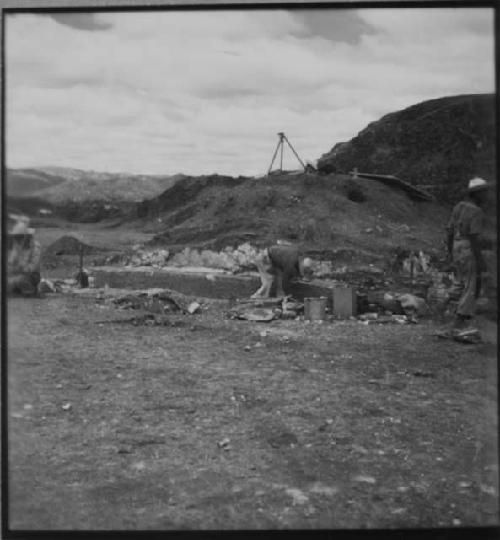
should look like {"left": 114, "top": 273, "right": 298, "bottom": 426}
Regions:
{"left": 317, "top": 94, "right": 496, "bottom": 204}
{"left": 6, "top": 168, "right": 66, "bottom": 196}
{"left": 6, "top": 167, "right": 186, "bottom": 204}
{"left": 133, "top": 172, "right": 450, "bottom": 264}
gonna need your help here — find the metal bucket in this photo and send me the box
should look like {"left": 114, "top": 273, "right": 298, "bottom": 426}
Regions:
{"left": 304, "top": 296, "right": 327, "bottom": 321}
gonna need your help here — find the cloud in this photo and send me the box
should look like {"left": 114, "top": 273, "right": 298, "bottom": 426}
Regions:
{"left": 49, "top": 13, "right": 112, "bottom": 31}
{"left": 291, "top": 8, "right": 376, "bottom": 44}
{"left": 5, "top": 8, "right": 495, "bottom": 176}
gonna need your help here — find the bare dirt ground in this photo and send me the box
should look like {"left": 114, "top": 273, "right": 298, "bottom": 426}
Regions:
{"left": 7, "top": 293, "right": 498, "bottom": 530}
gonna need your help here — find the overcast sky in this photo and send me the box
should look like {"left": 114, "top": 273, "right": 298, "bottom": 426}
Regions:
{"left": 6, "top": 7, "right": 495, "bottom": 176}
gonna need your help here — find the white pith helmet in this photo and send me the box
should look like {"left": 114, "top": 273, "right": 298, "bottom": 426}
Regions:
{"left": 468, "top": 177, "right": 489, "bottom": 192}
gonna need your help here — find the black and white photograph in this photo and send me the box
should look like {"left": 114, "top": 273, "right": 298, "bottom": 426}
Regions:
{"left": 3, "top": 0, "right": 498, "bottom": 532}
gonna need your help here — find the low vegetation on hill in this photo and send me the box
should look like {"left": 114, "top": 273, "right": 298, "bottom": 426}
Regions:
{"left": 317, "top": 94, "right": 496, "bottom": 204}
{"left": 136, "top": 172, "right": 449, "bottom": 263}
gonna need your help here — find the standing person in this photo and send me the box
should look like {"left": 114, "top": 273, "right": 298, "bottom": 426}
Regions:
{"left": 7, "top": 215, "right": 42, "bottom": 297}
{"left": 252, "top": 242, "right": 312, "bottom": 299}
{"left": 442, "top": 177, "right": 490, "bottom": 335}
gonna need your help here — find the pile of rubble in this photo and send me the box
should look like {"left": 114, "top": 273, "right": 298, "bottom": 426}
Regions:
{"left": 98, "top": 248, "right": 170, "bottom": 267}
{"left": 229, "top": 297, "right": 304, "bottom": 322}
{"left": 106, "top": 288, "right": 201, "bottom": 315}
{"left": 426, "top": 268, "right": 454, "bottom": 307}
{"left": 39, "top": 276, "right": 208, "bottom": 317}
{"left": 126, "top": 248, "right": 171, "bottom": 267}
{"left": 355, "top": 290, "right": 430, "bottom": 324}
{"left": 229, "top": 290, "right": 430, "bottom": 325}
{"left": 99, "top": 242, "right": 263, "bottom": 273}
{"left": 97, "top": 313, "right": 186, "bottom": 327}
{"left": 39, "top": 277, "right": 94, "bottom": 294}
{"left": 168, "top": 243, "right": 261, "bottom": 272}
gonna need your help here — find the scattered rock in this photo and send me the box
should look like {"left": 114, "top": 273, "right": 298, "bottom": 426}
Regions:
{"left": 234, "top": 308, "right": 277, "bottom": 322}
{"left": 285, "top": 488, "right": 309, "bottom": 505}
{"left": 187, "top": 301, "right": 201, "bottom": 314}
{"left": 412, "top": 371, "right": 435, "bottom": 378}
{"left": 398, "top": 293, "right": 428, "bottom": 316}
{"left": 318, "top": 421, "right": 330, "bottom": 432}
{"left": 309, "top": 483, "right": 338, "bottom": 496}
{"left": 453, "top": 328, "right": 482, "bottom": 344}
{"left": 480, "top": 484, "right": 496, "bottom": 496}
{"left": 217, "top": 438, "right": 231, "bottom": 450}
{"left": 267, "top": 431, "right": 298, "bottom": 448}
{"left": 39, "top": 279, "right": 57, "bottom": 293}
{"left": 352, "top": 475, "right": 376, "bottom": 484}
{"left": 359, "top": 312, "right": 378, "bottom": 321}
{"left": 391, "top": 508, "right": 407, "bottom": 515}
{"left": 61, "top": 403, "right": 72, "bottom": 411}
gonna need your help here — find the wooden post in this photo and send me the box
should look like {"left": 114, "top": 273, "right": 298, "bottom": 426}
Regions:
{"left": 78, "top": 244, "right": 89, "bottom": 288}
{"left": 410, "top": 253, "right": 415, "bottom": 293}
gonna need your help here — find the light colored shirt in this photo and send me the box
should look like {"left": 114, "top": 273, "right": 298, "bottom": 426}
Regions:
{"left": 8, "top": 237, "right": 41, "bottom": 275}
{"left": 446, "top": 201, "right": 484, "bottom": 242}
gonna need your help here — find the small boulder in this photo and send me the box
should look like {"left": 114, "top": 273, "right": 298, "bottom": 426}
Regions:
{"left": 187, "top": 301, "right": 201, "bottom": 314}
{"left": 398, "top": 293, "right": 428, "bottom": 315}
{"left": 39, "top": 279, "right": 56, "bottom": 293}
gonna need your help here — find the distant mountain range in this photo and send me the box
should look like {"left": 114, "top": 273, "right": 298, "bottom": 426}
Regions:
{"left": 6, "top": 166, "right": 186, "bottom": 203}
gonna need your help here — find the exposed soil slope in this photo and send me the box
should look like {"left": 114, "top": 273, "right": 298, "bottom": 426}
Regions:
{"left": 135, "top": 172, "right": 449, "bottom": 262}
{"left": 317, "top": 94, "right": 496, "bottom": 203}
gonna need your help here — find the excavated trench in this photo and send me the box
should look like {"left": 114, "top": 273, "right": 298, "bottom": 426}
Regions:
{"left": 92, "top": 266, "right": 337, "bottom": 303}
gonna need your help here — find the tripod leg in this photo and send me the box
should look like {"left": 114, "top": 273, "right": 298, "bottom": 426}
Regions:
{"left": 280, "top": 139, "right": 284, "bottom": 171}
{"left": 284, "top": 136, "right": 306, "bottom": 170}
{"left": 267, "top": 139, "right": 282, "bottom": 175}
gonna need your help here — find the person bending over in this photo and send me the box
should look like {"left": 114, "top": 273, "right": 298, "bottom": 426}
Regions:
{"left": 252, "top": 242, "right": 312, "bottom": 299}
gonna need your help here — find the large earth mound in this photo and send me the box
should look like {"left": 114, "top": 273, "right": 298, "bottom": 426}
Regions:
{"left": 317, "top": 94, "right": 496, "bottom": 204}
{"left": 135, "top": 172, "right": 450, "bottom": 264}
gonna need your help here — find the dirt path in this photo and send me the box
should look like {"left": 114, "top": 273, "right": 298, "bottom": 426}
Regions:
{"left": 7, "top": 295, "right": 498, "bottom": 530}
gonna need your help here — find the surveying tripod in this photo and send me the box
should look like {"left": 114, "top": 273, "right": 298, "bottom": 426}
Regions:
{"left": 267, "top": 132, "right": 306, "bottom": 175}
